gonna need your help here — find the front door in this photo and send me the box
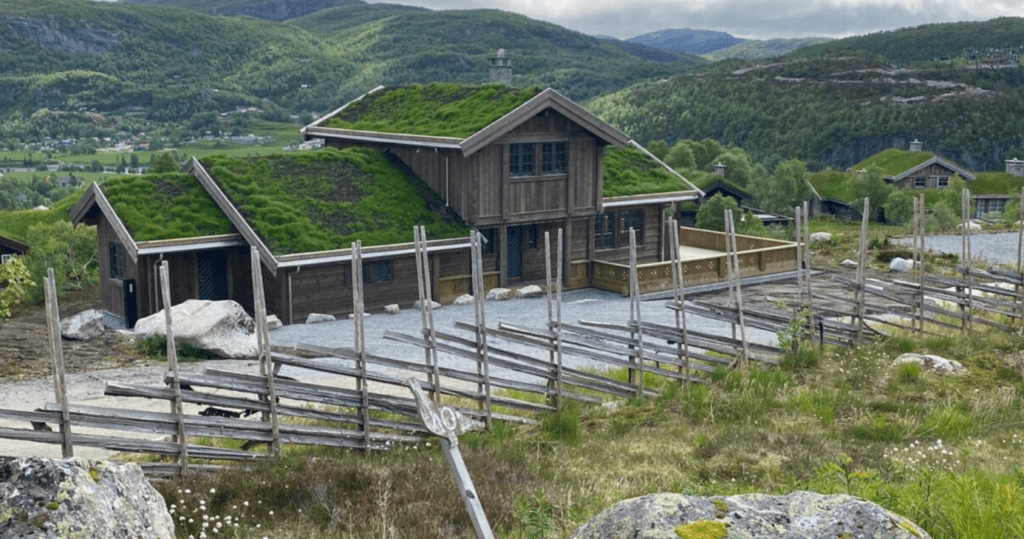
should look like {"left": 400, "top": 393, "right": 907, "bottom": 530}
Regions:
{"left": 507, "top": 226, "right": 523, "bottom": 280}
{"left": 198, "top": 251, "right": 229, "bottom": 301}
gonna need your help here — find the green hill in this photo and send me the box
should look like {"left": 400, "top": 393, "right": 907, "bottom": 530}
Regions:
{"left": 123, "top": 0, "right": 360, "bottom": 21}
{"left": 703, "top": 37, "right": 833, "bottom": 61}
{"left": 0, "top": 0, "right": 704, "bottom": 148}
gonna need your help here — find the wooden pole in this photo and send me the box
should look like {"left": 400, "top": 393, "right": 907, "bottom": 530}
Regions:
{"left": 470, "top": 231, "right": 493, "bottom": 429}
{"left": 669, "top": 220, "right": 691, "bottom": 385}
{"left": 916, "top": 195, "right": 926, "bottom": 333}
{"left": 250, "top": 247, "right": 281, "bottom": 457}
{"left": 628, "top": 227, "right": 646, "bottom": 396}
{"left": 725, "top": 210, "right": 750, "bottom": 366}
{"left": 414, "top": 226, "right": 441, "bottom": 403}
{"left": 1018, "top": 186, "right": 1024, "bottom": 319}
{"left": 803, "top": 201, "right": 812, "bottom": 320}
{"left": 962, "top": 189, "right": 973, "bottom": 331}
{"left": 544, "top": 231, "right": 555, "bottom": 408}
{"left": 795, "top": 206, "right": 804, "bottom": 307}
{"left": 159, "top": 261, "right": 188, "bottom": 472}
{"left": 352, "top": 241, "right": 372, "bottom": 451}
{"left": 855, "top": 199, "right": 870, "bottom": 342}
{"left": 43, "top": 269, "right": 73, "bottom": 458}
{"left": 555, "top": 228, "right": 564, "bottom": 408}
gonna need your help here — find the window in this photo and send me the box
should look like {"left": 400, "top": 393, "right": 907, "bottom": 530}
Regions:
{"left": 541, "top": 142, "right": 568, "bottom": 175}
{"left": 595, "top": 212, "right": 616, "bottom": 250}
{"left": 109, "top": 242, "right": 125, "bottom": 280}
{"left": 528, "top": 224, "right": 539, "bottom": 249}
{"left": 1, "top": 254, "right": 11, "bottom": 264}
{"left": 623, "top": 209, "right": 644, "bottom": 245}
{"left": 363, "top": 260, "right": 392, "bottom": 284}
{"left": 937, "top": 176, "right": 949, "bottom": 188}
{"left": 914, "top": 176, "right": 926, "bottom": 188}
{"left": 480, "top": 228, "right": 496, "bottom": 255}
{"left": 509, "top": 143, "right": 535, "bottom": 177}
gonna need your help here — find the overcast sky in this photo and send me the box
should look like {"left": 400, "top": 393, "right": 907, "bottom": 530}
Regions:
{"left": 366, "top": 0, "right": 1022, "bottom": 40}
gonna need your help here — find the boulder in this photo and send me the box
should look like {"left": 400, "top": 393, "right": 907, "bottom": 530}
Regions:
{"left": 413, "top": 299, "right": 442, "bottom": 310}
{"left": 958, "top": 221, "right": 982, "bottom": 232}
{"left": 890, "top": 257, "right": 914, "bottom": 272}
{"left": 570, "top": 491, "right": 930, "bottom": 539}
{"left": 514, "top": 285, "right": 544, "bottom": 299}
{"left": 894, "top": 353, "right": 966, "bottom": 374}
{"left": 60, "top": 309, "right": 107, "bottom": 340}
{"left": 134, "top": 300, "right": 256, "bottom": 358}
{"left": 809, "top": 232, "right": 832, "bottom": 244}
{"left": 485, "top": 287, "right": 512, "bottom": 301}
{"left": 266, "top": 314, "right": 283, "bottom": 330}
{"left": 453, "top": 294, "right": 475, "bottom": 306}
{"left": 840, "top": 259, "right": 858, "bottom": 269}
{"left": 0, "top": 457, "right": 174, "bottom": 539}
{"left": 384, "top": 304, "right": 401, "bottom": 315}
{"left": 306, "top": 313, "right": 336, "bottom": 324}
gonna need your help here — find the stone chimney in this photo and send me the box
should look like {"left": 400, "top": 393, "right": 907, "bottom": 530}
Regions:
{"left": 909, "top": 139, "right": 923, "bottom": 152}
{"left": 1007, "top": 158, "right": 1024, "bottom": 178}
{"left": 713, "top": 162, "right": 726, "bottom": 176}
{"left": 489, "top": 49, "right": 512, "bottom": 84}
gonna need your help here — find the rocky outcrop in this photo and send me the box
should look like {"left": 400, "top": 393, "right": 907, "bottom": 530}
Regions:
{"left": 3, "top": 17, "right": 120, "bottom": 55}
{"left": 0, "top": 457, "right": 174, "bottom": 539}
{"left": 571, "top": 491, "right": 930, "bottom": 539}
{"left": 894, "top": 352, "right": 966, "bottom": 374}
{"left": 134, "top": 299, "right": 257, "bottom": 358}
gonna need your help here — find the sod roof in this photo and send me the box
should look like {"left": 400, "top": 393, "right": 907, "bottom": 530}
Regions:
{"left": 324, "top": 83, "right": 543, "bottom": 138}
{"left": 850, "top": 149, "right": 932, "bottom": 177}
{"left": 808, "top": 170, "right": 856, "bottom": 201}
{"left": 602, "top": 146, "right": 690, "bottom": 197}
{"left": 102, "top": 173, "right": 237, "bottom": 242}
{"left": 201, "top": 147, "right": 469, "bottom": 256}
{"left": 970, "top": 172, "right": 1024, "bottom": 195}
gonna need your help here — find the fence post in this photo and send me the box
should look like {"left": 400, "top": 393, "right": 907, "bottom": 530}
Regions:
{"left": 351, "top": 241, "right": 372, "bottom": 451}
{"left": 855, "top": 199, "right": 869, "bottom": 343}
{"left": 628, "top": 228, "right": 646, "bottom": 396}
{"left": 725, "top": 210, "right": 749, "bottom": 366}
{"left": 159, "top": 261, "right": 189, "bottom": 473}
{"left": 1018, "top": 186, "right": 1024, "bottom": 319}
{"left": 961, "top": 188, "right": 973, "bottom": 331}
{"left": 669, "top": 220, "right": 691, "bottom": 385}
{"left": 414, "top": 227, "right": 441, "bottom": 403}
{"left": 43, "top": 269, "right": 73, "bottom": 458}
{"left": 250, "top": 247, "right": 281, "bottom": 457}
{"left": 470, "top": 231, "right": 493, "bottom": 429}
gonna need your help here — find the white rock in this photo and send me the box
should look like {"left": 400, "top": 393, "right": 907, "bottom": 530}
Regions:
{"left": 485, "top": 287, "right": 513, "bottom": 301}
{"left": 809, "top": 232, "right": 832, "bottom": 244}
{"left": 0, "top": 457, "right": 175, "bottom": 539}
{"left": 384, "top": 303, "right": 401, "bottom": 314}
{"left": 958, "top": 221, "right": 982, "bottom": 231}
{"left": 889, "top": 257, "right": 914, "bottom": 272}
{"left": 266, "top": 314, "right": 282, "bottom": 330}
{"left": 840, "top": 259, "right": 858, "bottom": 269}
{"left": 514, "top": 285, "right": 544, "bottom": 298}
{"left": 306, "top": 312, "right": 336, "bottom": 324}
{"left": 413, "top": 299, "right": 442, "bottom": 310}
{"left": 893, "top": 353, "right": 966, "bottom": 374}
{"left": 134, "top": 299, "right": 256, "bottom": 358}
{"left": 453, "top": 294, "right": 475, "bottom": 306}
{"left": 60, "top": 308, "right": 108, "bottom": 340}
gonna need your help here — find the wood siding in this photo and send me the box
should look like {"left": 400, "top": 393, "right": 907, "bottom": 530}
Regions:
{"left": 892, "top": 163, "right": 961, "bottom": 190}
{"left": 590, "top": 205, "right": 666, "bottom": 265}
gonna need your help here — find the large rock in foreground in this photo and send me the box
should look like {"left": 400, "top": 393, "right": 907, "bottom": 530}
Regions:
{"left": 571, "top": 491, "right": 930, "bottom": 539}
{"left": 0, "top": 457, "right": 174, "bottom": 539}
{"left": 134, "top": 299, "right": 257, "bottom": 358}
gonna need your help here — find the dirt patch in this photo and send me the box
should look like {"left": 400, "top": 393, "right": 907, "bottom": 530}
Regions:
{"left": 0, "top": 286, "right": 151, "bottom": 382}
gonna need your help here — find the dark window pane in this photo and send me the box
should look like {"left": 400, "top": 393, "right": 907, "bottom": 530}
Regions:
{"left": 510, "top": 143, "right": 535, "bottom": 176}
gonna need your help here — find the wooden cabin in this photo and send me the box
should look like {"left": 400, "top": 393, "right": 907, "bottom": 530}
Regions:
{"left": 886, "top": 156, "right": 975, "bottom": 190}
{"left": 0, "top": 235, "right": 29, "bottom": 265}
{"left": 303, "top": 84, "right": 701, "bottom": 289}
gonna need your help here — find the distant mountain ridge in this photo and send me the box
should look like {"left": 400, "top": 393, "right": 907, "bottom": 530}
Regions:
{"left": 121, "top": 0, "right": 362, "bottom": 21}
{"left": 703, "top": 37, "right": 833, "bottom": 60}
{"left": 626, "top": 28, "right": 745, "bottom": 55}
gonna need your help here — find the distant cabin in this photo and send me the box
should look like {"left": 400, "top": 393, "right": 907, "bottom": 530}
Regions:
{"left": 0, "top": 235, "right": 29, "bottom": 265}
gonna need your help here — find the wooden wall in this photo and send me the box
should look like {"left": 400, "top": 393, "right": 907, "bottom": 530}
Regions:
{"left": 893, "top": 163, "right": 959, "bottom": 190}
{"left": 590, "top": 205, "right": 666, "bottom": 265}
{"left": 97, "top": 216, "right": 137, "bottom": 324}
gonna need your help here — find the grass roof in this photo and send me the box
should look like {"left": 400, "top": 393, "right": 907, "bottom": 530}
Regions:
{"left": 0, "top": 191, "right": 85, "bottom": 243}
{"left": 324, "top": 83, "right": 543, "bottom": 138}
{"left": 602, "top": 146, "right": 689, "bottom": 197}
{"left": 850, "top": 149, "right": 932, "bottom": 176}
{"left": 971, "top": 172, "right": 1024, "bottom": 195}
{"left": 808, "top": 170, "right": 856, "bottom": 201}
{"left": 202, "top": 148, "right": 468, "bottom": 256}
{"left": 102, "top": 173, "right": 237, "bottom": 242}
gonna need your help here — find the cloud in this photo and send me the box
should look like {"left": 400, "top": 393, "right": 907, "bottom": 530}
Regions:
{"left": 365, "top": 0, "right": 1022, "bottom": 40}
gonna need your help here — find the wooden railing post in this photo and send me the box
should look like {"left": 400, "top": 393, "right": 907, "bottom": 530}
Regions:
{"left": 43, "top": 268, "right": 73, "bottom": 458}
{"left": 250, "top": 247, "right": 281, "bottom": 457}
{"left": 159, "top": 261, "right": 188, "bottom": 473}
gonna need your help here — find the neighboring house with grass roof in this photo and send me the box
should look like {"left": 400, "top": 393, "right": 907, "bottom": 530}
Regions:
{"left": 848, "top": 141, "right": 975, "bottom": 190}
{"left": 0, "top": 234, "right": 29, "bottom": 264}
{"left": 72, "top": 149, "right": 474, "bottom": 326}
{"left": 303, "top": 83, "right": 701, "bottom": 287}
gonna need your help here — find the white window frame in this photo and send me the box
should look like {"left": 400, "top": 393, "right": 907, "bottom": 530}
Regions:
{"left": 1, "top": 254, "right": 12, "bottom": 264}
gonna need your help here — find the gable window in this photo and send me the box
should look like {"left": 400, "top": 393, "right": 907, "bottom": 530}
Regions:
{"left": 595, "top": 212, "right": 616, "bottom": 250}
{"left": 509, "top": 143, "right": 535, "bottom": 177}
{"left": 109, "top": 242, "right": 126, "bottom": 280}
{"left": 914, "top": 177, "right": 927, "bottom": 188}
{"left": 622, "top": 209, "right": 644, "bottom": 245}
{"left": 541, "top": 142, "right": 568, "bottom": 175}
{"left": 363, "top": 260, "right": 392, "bottom": 284}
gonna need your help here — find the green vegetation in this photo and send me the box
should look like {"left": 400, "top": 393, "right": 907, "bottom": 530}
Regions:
{"left": 102, "top": 173, "right": 236, "bottom": 241}
{"left": 20, "top": 220, "right": 98, "bottom": 301}
{"left": 850, "top": 149, "right": 932, "bottom": 176}
{"left": 0, "top": 191, "right": 82, "bottom": 242}
{"left": 703, "top": 37, "right": 833, "bottom": 61}
{"left": 325, "top": 84, "right": 542, "bottom": 138}
{"left": 676, "top": 520, "right": 728, "bottom": 539}
{"left": 809, "top": 170, "right": 856, "bottom": 201}
{"left": 202, "top": 147, "right": 469, "bottom": 255}
{"left": 0, "top": 257, "right": 33, "bottom": 318}
{"left": 602, "top": 146, "right": 689, "bottom": 197}
{"left": 972, "top": 172, "right": 1024, "bottom": 195}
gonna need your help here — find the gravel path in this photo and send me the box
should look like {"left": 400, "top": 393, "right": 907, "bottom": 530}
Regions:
{"left": 893, "top": 230, "right": 1023, "bottom": 265}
